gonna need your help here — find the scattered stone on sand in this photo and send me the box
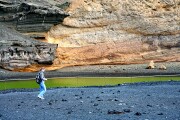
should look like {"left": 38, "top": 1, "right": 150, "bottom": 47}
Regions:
{"left": 147, "top": 104, "right": 153, "bottom": 107}
{"left": 108, "top": 110, "right": 125, "bottom": 115}
{"left": 62, "top": 99, "right": 67, "bottom": 102}
{"left": 146, "top": 60, "right": 155, "bottom": 69}
{"left": 157, "top": 113, "right": 164, "bottom": 115}
{"left": 48, "top": 102, "right": 53, "bottom": 105}
{"left": 159, "top": 64, "right": 167, "bottom": 70}
{"left": 123, "top": 109, "right": 131, "bottom": 113}
{"left": 135, "top": 112, "right": 142, "bottom": 116}
{"left": 67, "top": 110, "right": 73, "bottom": 114}
{"left": 0, "top": 81, "right": 180, "bottom": 120}
{"left": 93, "top": 103, "right": 98, "bottom": 106}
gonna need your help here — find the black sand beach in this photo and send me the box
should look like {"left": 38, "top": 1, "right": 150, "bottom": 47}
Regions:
{"left": 0, "top": 81, "right": 180, "bottom": 120}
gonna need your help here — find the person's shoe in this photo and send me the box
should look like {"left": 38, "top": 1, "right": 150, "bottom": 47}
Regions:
{"left": 38, "top": 95, "right": 45, "bottom": 100}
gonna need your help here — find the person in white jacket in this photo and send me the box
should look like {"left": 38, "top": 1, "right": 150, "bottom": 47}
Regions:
{"left": 37, "top": 68, "right": 47, "bottom": 100}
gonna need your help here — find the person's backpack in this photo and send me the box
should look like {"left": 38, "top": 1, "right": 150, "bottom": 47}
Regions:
{"left": 36, "top": 72, "right": 42, "bottom": 84}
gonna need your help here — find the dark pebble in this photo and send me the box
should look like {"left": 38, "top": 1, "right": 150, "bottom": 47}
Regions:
{"left": 147, "top": 94, "right": 151, "bottom": 96}
{"left": 123, "top": 109, "right": 131, "bottom": 113}
{"left": 18, "top": 104, "right": 21, "bottom": 107}
{"left": 114, "top": 99, "right": 118, "bottom": 101}
{"left": 67, "top": 111, "right": 72, "bottom": 114}
{"left": 147, "top": 104, "right": 153, "bottom": 107}
{"left": 158, "top": 113, "right": 163, "bottom": 115}
{"left": 0, "top": 114, "right": 2, "bottom": 117}
{"left": 62, "top": 99, "right": 67, "bottom": 102}
{"left": 34, "top": 105, "right": 38, "bottom": 107}
{"left": 87, "top": 96, "right": 90, "bottom": 98}
{"left": 21, "top": 101, "right": 24, "bottom": 104}
{"left": 108, "top": 110, "right": 125, "bottom": 115}
{"left": 117, "top": 90, "right": 120, "bottom": 93}
{"left": 93, "top": 103, "right": 98, "bottom": 106}
{"left": 96, "top": 97, "right": 100, "bottom": 99}
{"left": 97, "top": 99, "right": 103, "bottom": 101}
{"left": 68, "top": 110, "right": 73, "bottom": 114}
{"left": 134, "top": 112, "right": 142, "bottom": 116}
{"left": 79, "top": 97, "right": 82, "bottom": 99}
{"left": 75, "top": 94, "right": 79, "bottom": 96}
{"left": 48, "top": 102, "right": 52, "bottom": 105}
{"left": 101, "top": 92, "right": 104, "bottom": 94}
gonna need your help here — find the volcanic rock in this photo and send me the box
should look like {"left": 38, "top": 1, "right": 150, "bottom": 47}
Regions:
{"left": 159, "top": 64, "right": 167, "bottom": 70}
{"left": 146, "top": 60, "right": 155, "bottom": 69}
{"left": 0, "top": 24, "right": 57, "bottom": 70}
{"left": 0, "top": 0, "right": 69, "bottom": 38}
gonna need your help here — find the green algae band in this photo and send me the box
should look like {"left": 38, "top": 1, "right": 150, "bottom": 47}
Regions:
{"left": 0, "top": 76, "right": 180, "bottom": 90}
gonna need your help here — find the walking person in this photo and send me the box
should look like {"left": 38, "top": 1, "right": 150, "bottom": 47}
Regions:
{"left": 37, "top": 67, "right": 47, "bottom": 100}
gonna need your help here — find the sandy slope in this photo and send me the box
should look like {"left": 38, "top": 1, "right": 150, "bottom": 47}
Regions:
{"left": 0, "top": 62, "right": 179, "bottom": 80}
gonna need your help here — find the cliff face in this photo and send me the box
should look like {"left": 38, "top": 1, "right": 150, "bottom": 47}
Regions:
{"left": 47, "top": 0, "right": 180, "bottom": 67}
{"left": 0, "top": 0, "right": 69, "bottom": 39}
{"left": 0, "top": 0, "right": 68, "bottom": 71}
{"left": 0, "top": 0, "right": 179, "bottom": 71}
{"left": 0, "top": 24, "right": 57, "bottom": 70}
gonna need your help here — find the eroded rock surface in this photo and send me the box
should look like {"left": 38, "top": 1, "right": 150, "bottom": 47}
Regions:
{"left": 0, "top": 24, "right": 57, "bottom": 70}
{"left": 47, "top": 0, "right": 180, "bottom": 67}
{"left": 0, "top": 0, "right": 70, "bottom": 71}
{"left": 0, "top": 0, "right": 69, "bottom": 39}
{"left": 0, "top": 0, "right": 179, "bottom": 71}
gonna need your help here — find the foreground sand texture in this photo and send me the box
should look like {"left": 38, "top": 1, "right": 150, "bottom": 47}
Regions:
{"left": 0, "top": 82, "right": 180, "bottom": 120}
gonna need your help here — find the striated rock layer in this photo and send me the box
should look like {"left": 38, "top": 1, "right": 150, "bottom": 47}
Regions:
{"left": 0, "top": 0, "right": 179, "bottom": 71}
{"left": 0, "top": 0, "right": 68, "bottom": 71}
{"left": 0, "top": 0, "right": 69, "bottom": 39}
{"left": 0, "top": 24, "right": 57, "bottom": 70}
{"left": 47, "top": 0, "right": 180, "bottom": 67}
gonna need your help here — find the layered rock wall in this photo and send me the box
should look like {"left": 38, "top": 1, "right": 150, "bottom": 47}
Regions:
{"left": 0, "top": 0, "right": 68, "bottom": 71}
{"left": 0, "top": 0, "right": 179, "bottom": 71}
{"left": 47, "top": 0, "right": 180, "bottom": 67}
{"left": 0, "top": 24, "right": 57, "bottom": 70}
{"left": 0, "top": 0, "right": 69, "bottom": 39}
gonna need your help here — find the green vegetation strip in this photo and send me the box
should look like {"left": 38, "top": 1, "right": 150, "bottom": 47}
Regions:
{"left": 0, "top": 76, "right": 180, "bottom": 90}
